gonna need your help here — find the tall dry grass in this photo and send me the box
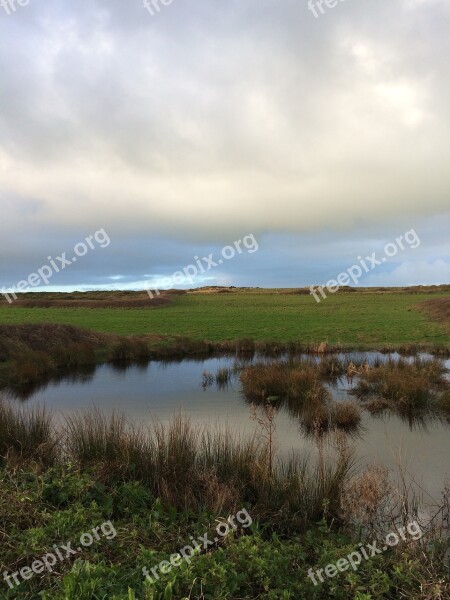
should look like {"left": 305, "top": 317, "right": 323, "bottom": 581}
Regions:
{"left": 240, "top": 359, "right": 326, "bottom": 403}
{"left": 241, "top": 360, "right": 364, "bottom": 434}
{"left": 60, "top": 410, "right": 356, "bottom": 529}
{"left": 0, "top": 400, "right": 56, "bottom": 466}
{"left": 353, "top": 357, "right": 448, "bottom": 411}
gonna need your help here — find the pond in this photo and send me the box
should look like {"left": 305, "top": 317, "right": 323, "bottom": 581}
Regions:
{"left": 5, "top": 352, "right": 450, "bottom": 504}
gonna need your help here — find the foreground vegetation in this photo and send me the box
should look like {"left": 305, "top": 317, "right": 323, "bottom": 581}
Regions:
{"left": 0, "top": 405, "right": 448, "bottom": 599}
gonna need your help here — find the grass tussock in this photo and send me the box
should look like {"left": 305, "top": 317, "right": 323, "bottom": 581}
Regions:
{"left": 334, "top": 401, "right": 362, "bottom": 428}
{"left": 352, "top": 357, "right": 448, "bottom": 410}
{"left": 108, "top": 339, "right": 152, "bottom": 364}
{"left": 240, "top": 359, "right": 324, "bottom": 402}
{"left": 436, "top": 389, "right": 450, "bottom": 414}
{"left": 0, "top": 400, "right": 56, "bottom": 466}
{"left": 242, "top": 361, "right": 366, "bottom": 433}
{"left": 215, "top": 367, "right": 232, "bottom": 387}
{"left": 317, "top": 356, "right": 347, "bottom": 378}
{"left": 299, "top": 397, "right": 331, "bottom": 433}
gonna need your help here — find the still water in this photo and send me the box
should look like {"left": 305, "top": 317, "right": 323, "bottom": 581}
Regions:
{"left": 7, "top": 353, "right": 450, "bottom": 502}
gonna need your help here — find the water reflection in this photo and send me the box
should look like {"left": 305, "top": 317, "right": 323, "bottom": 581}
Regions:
{"left": 1, "top": 353, "right": 448, "bottom": 498}
{"left": 3, "top": 364, "right": 96, "bottom": 401}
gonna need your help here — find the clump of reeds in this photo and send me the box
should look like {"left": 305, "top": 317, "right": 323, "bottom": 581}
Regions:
{"left": 64, "top": 410, "right": 140, "bottom": 467}
{"left": 286, "top": 366, "right": 323, "bottom": 401}
{"left": 398, "top": 344, "right": 419, "bottom": 356}
{"left": 436, "top": 389, "right": 450, "bottom": 414}
{"left": 62, "top": 409, "right": 354, "bottom": 529}
{"left": 240, "top": 359, "right": 325, "bottom": 403}
{"left": 108, "top": 339, "right": 151, "bottom": 364}
{"left": 51, "top": 342, "right": 97, "bottom": 368}
{"left": 255, "top": 341, "right": 287, "bottom": 358}
{"left": 235, "top": 338, "right": 255, "bottom": 357}
{"left": 341, "top": 464, "right": 391, "bottom": 529}
{"left": 10, "top": 351, "right": 56, "bottom": 386}
{"left": 201, "top": 370, "right": 214, "bottom": 388}
{"left": 0, "top": 399, "right": 357, "bottom": 531}
{"left": 314, "top": 341, "right": 329, "bottom": 354}
{"left": 0, "top": 400, "right": 56, "bottom": 466}
{"left": 334, "top": 401, "right": 362, "bottom": 429}
{"left": 352, "top": 357, "right": 447, "bottom": 410}
{"left": 240, "top": 362, "right": 285, "bottom": 400}
{"left": 430, "top": 345, "right": 450, "bottom": 358}
{"left": 215, "top": 367, "right": 232, "bottom": 387}
{"left": 155, "top": 338, "right": 214, "bottom": 358}
{"left": 300, "top": 401, "right": 330, "bottom": 433}
{"left": 317, "top": 356, "right": 346, "bottom": 379}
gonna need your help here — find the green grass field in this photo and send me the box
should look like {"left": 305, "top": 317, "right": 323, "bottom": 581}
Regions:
{"left": 0, "top": 292, "right": 448, "bottom": 347}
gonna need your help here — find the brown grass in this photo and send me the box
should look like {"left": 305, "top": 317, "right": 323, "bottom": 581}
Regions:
{"left": 62, "top": 411, "right": 355, "bottom": 528}
{"left": 341, "top": 465, "right": 391, "bottom": 529}
{"left": 418, "top": 296, "right": 450, "bottom": 331}
{"left": 240, "top": 360, "right": 324, "bottom": 402}
{"left": 240, "top": 360, "right": 365, "bottom": 433}
{"left": 0, "top": 400, "right": 56, "bottom": 467}
{"left": 0, "top": 324, "right": 111, "bottom": 391}
{"left": 0, "top": 323, "right": 109, "bottom": 362}
{"left": 334, "top": 401, "right": 362, "bottom": 428}
{"left": 352, "top": 357, "right": 448, "bottom": 410}
{"left": 108, "top": 339, "right": 152, "bottom": 364}
{"left": 9, "top": 290, "right": 184, "bottom": 309}
{"left": 436, "top": 389, "right": 450, "bottom": 414}
{"left": 300, "top": 399, "right": 331, "bottom": 433}
{"left": 419, "top": 296, "right": 450, "bottom": 325}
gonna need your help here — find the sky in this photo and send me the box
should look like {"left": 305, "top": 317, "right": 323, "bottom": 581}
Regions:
{"left": 0, "top": 0, "right": 449, "bottom": 293}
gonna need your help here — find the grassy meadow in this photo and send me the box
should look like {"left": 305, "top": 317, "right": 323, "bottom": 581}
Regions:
{"left": 0, "top": 290, "right": 449, "bottom": 347}
{"left": 0, "top": 288, "right": 449, "bottom": 599}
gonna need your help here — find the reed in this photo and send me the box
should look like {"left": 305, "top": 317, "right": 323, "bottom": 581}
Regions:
{"left": 436, "top": 389, "right": 450, "bottom": 414}
{"left": 62, "top": 409, "right": 354, "bottom": 526}
{"left": 51, "top": 342, "right": 97, "bottom": 368}
{"left": 353, "top": 357, "right": 447, "bottom": 410}
{"left": 108, "top": 339, "right": 152, "bottom": 364}
{"left": 299, "top": 393, "right": 331, "bottom": 433}
{"left": 215, "top": 367, "right": 232, "bottom": 386}
{"left": 0, "top": 400, "right": 55, "bottom": 465}
{"left": 317, "top": 356, "right": 346, "bottom": 378}
{"left": 240, "top": 359, "right": 324, "bottom": 403}
{"left": 201, "top": 370, "right": 214, "bottom": 387}
{"left": 334, "top": 401, "right": 362, "bottom": 428}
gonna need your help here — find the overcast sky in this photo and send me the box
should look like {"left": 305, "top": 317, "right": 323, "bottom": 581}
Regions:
{"left": 0, "top": 0, "right": 449, "bottom": 292}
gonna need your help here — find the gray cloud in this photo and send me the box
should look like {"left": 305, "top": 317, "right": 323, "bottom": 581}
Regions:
{"left": 0, "top": 0, "right": 449, "bottom": 288}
